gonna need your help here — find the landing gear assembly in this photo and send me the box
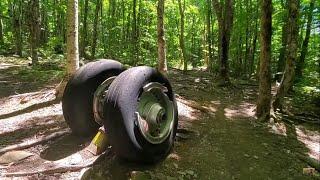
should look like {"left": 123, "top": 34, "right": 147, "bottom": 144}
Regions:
{"left": 62, "top": 59, "right": 178, "bottom": 163}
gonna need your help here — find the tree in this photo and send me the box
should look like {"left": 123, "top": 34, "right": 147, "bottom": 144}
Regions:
{"left": 212, "top": 0, "right": 234, "bottom": 85}
{"left": 256, "top": 0, "right": 272, "bottom": 121}
{"left": 28, "top": 0, "right": 40, "bottom": 64}
{"left": 55, "top": 0, "right": 79, "bottom": 99}
{"left": 91, "top": 0, "right": 102, "bottom": 59}
{"left": 178, "top": 0, "right": 187, "bottom": 71}
{"left": 0, "top": 1, "right": 4, "bottom": 46}
{"left": 295, "top": 0, "right": 315, "bottom": 79}
{"left": 66, "top": 0, "right": 79, "bottom": 76}
{"left": 10, "top": 0, "right": 23, "bottom": 56}
{"left": 276, "top": 2, "right": 289, "bottom": 77}
{"left": 80, "top": 0, "right": 89, "bottom": 58}
{"left": 273, "top": 0, "right": 299, "bottom": 110}
{"left": 157, "top": 0, "right": 167, "bottom": 73}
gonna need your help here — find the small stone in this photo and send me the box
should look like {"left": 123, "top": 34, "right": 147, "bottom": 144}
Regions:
{"left": 244, "top": 154, "right": 250, "bottom": 157}
{"left": 253, "top": 155, "right": 259, "bottom": 159}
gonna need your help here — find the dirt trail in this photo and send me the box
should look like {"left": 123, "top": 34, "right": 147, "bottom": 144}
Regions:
{"left": 0, "top": 60, "right": 319, "bottom": 179}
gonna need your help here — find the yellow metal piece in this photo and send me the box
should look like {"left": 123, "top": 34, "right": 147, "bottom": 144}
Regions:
{"left": 87, "top": 127, "right": 109, "bottom": 155}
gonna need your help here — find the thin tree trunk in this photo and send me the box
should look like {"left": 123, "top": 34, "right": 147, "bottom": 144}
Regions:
{"left": 0, "top": 1, "right": 4, "bottom": 46}
{"left": 80, "top": 0, "right": 89, "bottom": 58}
{"left": 276, "top": 18, "right": 288, "bottom": 77}
{"left": 66, "top": 0, "right": 79, "bottom": 76}
{"left": 40, "top": 0, "right": 49, "bottom": 45}
{"left": 157, "top": 0, "right": 167, "bottom": 73}
{"left": 132, "top": 0, "right": 138, "bottom": 65}
{"left": 256, "top": 0, "right": 272, "bottom": 121}
{"left": 11, "top": 0, "right": 23, "bottom": 56}
{"left": 178, "top": 0, "right": 187, "bottom": 71}
{"left": 206, "top": 0, "right": 213, "bottom": 71}
{"left": 28, "top": 0, "right": 40, "bottom": 65}
{"left": 295, "top": 0, "right": 315, "bottom": 78}
{"left": 91, "top": 0, "right": 101, "bottom": 59}
{"left": 249, "top": 16, "right": 258, "bottom": 76}
{"left": 273, "top": 0, "right": 299, "bottom": 111}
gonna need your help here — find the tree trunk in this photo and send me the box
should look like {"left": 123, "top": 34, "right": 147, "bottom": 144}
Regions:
{"left": 248, "top": 6, "right": 259, "bottom": 77}
{"left": 0, "top": 1, "right": 4, "bottom": 46}
{"left": 212, "top": 0, "right": 234, "bottom": 85}
{"left": 66, "top": 0, "right": 79, "bottom": 76}
{"left": 295, "top": 0, "right": 314, "bottom": 78}
{"left": 80, "top": 0, "right": 89, "bottom": 58}
{"left": 256, "top": 0, "right": 272, "bottom": 121}
{"left": 157, "top": 0, "right": 167, "bottom": 73}
{"left": 91, "top": 0, "right": 101, "bottom": 59}
{"left": 40, "top": 0, "right": 49, "bottom": 45}
{"left": 178, "top": 0, "right": 187, "bottom": 71}
{"left": 206, "top": 0, "right": 213, "bottom": 71}
{"left": 273, "top": 0, "right": 299, "bottom": 111}
{"left": 11, "top": 0, "right": 23, "bottom": 56}
{"left": 28, "top": 0, "right": 40, "bottom": 65}
{"left": 132, "top": 0, "right": 138, "bottom": 65}
{"left": 276, "top": 12, "right": 288, "bottom": 78}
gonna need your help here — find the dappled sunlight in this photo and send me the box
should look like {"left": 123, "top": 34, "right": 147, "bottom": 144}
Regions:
{"left": 0, "top": 89, "right": 56, "bottom": 115}
{"left": 0, "top": 104, "right": 63, "bottom": 135}
{"left": 0, "top": 63, "right": 21, "bottom": 70}
{"left": 224, "top": 102, "right": 255, "bottom": 119}
{"left": 268, "top": 122, "right": 287, "bottom": 136}
{"left": 177, "top": 101, "right": 200, "bottom": 121}
{"left": 295, "top": 126, "right": 320, "bottom": 161}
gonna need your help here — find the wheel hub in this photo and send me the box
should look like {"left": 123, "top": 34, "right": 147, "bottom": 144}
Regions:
{"left": 93, "top": 76, "right": 116, "bottom": 125}
{"left": 136, "top": 82, "right": 174, "bottom": 144}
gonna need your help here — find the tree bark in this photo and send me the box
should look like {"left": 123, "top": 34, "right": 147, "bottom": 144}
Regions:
{"left": 66, "top": 0, "right": 79, "bottom": 76}
{"left": 273, "top": 0, "right": 299, "bottom": 111}
{"left": 212, "top": 0, "right": 234, "bottom": 85}
{"left": 295, "top": 0, "right": 315, "bottom": 78}
{"left": 157, "top": 0, "right": 167, "bottom": 74}
{"left": 256, "top": 0, "right": 272, "bottom": 121}
{"left": 178, "top": 0, "right": 187, "bottom": 71}
{"left": 28, "top": 0, "right": 40, "bottom": 65}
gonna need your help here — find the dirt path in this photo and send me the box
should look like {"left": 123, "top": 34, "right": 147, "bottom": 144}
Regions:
{"left": 0, "top": 59, "right": 319, "bottom": 179}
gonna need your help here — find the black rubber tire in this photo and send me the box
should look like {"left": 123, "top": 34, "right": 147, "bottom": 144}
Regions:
{"left": 103, "top": 66, "right": 178, "bottom": 163}
{"left": 62, "top": 59, "right": 125, "bottom": 137}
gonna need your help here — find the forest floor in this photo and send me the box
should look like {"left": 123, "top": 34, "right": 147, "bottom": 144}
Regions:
{"left": 0, "top": 56, "right": 319, "bottom": 179}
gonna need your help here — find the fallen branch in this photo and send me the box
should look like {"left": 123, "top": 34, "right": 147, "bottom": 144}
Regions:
{"left": 2, "top": 150, "right": 110, "bottom": 177}
{"left": 0, "top": 129, "right": 70, "bottom": 154}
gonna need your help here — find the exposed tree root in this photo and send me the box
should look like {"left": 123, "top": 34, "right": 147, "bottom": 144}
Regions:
{"left": 54, "top": 77, "right": 68, "bottom": 99}
{"left": 2, "top": 151, "right": 108, "bottom": 177}
{"left": 0, "top": 129, "right": 70, "bottom": 154}
{"left": 296, "top": 153, "right": 320, "bottom": 172}
{"left": 176, "top": 95, "right": 212, "bottom": 113}
{"left": 0, "top": 98, "right": 60, "bottom": 119}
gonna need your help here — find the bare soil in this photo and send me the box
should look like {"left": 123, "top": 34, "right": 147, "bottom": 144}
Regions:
{"left": 0, "top": 57, "right": 319, "bottom": 179}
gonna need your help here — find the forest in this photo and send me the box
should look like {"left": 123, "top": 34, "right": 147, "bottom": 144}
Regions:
{"left": 0, "top": 0, "right": 319, "bottom": 179}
